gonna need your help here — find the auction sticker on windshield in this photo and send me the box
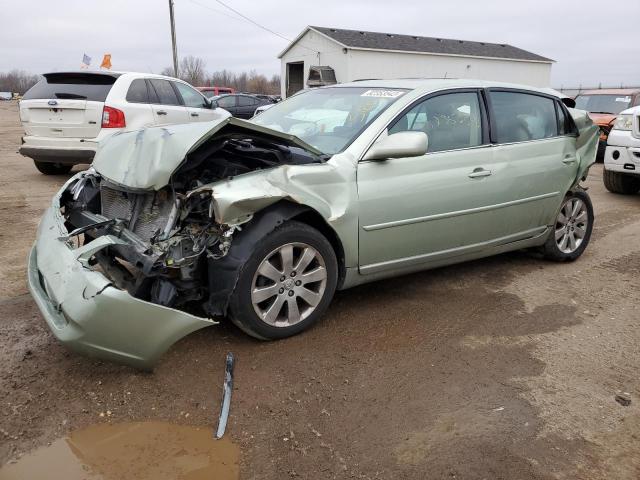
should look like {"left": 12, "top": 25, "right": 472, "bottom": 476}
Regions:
{"left": 361, "top": 90, "right": 405, "bottom": 98}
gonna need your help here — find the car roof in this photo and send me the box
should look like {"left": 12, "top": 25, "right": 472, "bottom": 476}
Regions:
{"left": 41, "top": 71, "right": 189, "bottom": 82}
{"left": 578, "top": 88, "right": 640, "bottom": 95}
{"left": 327, "top": 78, "right": 565, "bottom": 97}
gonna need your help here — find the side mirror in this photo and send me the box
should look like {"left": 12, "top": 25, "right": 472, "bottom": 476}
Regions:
{"left": 363, "top": 131, "right": 428, "bottom": 161}
{"left": 208, "top": 99, "right": 218, "bottom": 109}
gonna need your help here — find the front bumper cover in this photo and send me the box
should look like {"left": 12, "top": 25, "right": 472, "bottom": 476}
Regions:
{"left": 27, "top": 193, "right": 214, "bottom": 369}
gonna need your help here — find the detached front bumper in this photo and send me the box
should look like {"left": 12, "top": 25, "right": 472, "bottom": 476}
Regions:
{"left": 28, "top": 198, "right": 214, "bottom": 369}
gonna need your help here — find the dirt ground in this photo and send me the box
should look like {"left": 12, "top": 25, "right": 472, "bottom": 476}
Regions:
{"left": 1, "top": 100, "right": 639, "bottom": 479}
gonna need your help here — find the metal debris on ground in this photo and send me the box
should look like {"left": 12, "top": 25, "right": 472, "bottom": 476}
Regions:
{"left": 215, "top": 352, "right": 235, "bottom": 439}
{"left": 615, "top": 393, "right": 631, "bottom": 407}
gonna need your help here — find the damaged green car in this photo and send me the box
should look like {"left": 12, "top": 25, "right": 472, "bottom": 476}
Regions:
{"left": 28, "top": 79, "right": 599, "bottom": 368}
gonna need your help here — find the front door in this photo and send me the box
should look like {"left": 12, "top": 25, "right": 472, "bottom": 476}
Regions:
{"left": 173, "top": 81, "right": 219, "bottom": 122}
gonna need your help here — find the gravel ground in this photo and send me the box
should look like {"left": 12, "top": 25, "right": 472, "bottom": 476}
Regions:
{"left": 1, "top": 100, "right": 639, "bottom": 479}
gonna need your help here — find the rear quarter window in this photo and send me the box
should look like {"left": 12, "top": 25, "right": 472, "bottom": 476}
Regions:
{"left": 126, "top": 79, "right": 149, "bottom": 103}
{"left": 22, "top": 73, "right": 117, "bottom": 101}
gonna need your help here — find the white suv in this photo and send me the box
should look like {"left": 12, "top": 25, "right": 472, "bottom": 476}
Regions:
{"left": 19, "top": 71, "right": 229, "bottom": 174}
{"left": 603, "top": 105, "right": 640, "bottom": 194}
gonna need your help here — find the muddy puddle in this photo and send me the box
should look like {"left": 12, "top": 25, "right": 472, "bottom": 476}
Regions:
{"left": 0, "top": 421, "right": 239, "bottom": 480}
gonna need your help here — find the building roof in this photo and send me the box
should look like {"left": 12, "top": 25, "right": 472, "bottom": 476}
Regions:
{"left": 279, "top": 26, "right": 553, "bottom": 63}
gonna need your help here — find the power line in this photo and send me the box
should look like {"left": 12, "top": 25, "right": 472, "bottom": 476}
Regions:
{"left": 210, "top": 0, "right": 294, "bottom": 43}
{"left": 186, "top": 0, "right": 246, "bottom": 22}
{"left": 186, "top": 0, "right": 320, "bottom": 55}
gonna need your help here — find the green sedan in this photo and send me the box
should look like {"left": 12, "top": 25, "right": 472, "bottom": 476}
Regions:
{"left": 28, "top": 79, "right": 599, "bottom": 368}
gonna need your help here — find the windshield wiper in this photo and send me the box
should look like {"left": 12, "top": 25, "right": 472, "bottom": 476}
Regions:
{"left": 588, "top": 111, "right": 614, "bottom": 114}
{"left": 54, "top": 93, "right": 87, "bottom": 99}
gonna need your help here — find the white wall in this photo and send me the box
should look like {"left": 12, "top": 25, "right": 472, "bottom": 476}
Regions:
{"left": 279, "top": 30, "right": 349, "bottom": 98}
{"left": 346, "top": 49, "right": 551, "bottom": 87}
{"left": 280, "top": 31, "right": 553, "bottom": 97}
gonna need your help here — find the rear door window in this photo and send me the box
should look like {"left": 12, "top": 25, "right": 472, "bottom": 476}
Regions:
{"left": 490, "top": 91, "right": 558, "bottom": 143}
{"left": 238, "top": 96, "right": 257, "bottom": 107}
{"left": 174, "top": 82, "right": 208, "bottom": 108}
{"left": 126, "top": 79, "right": 149, "bottom": 103}
{"left": 149, "top": 79, "right": 181, "bottom": 106}
{"left": 22, "top": 73, "right": 117, "bottom": 101}
{"left": 217, "top": 96, "right": 236, "bottom": 108}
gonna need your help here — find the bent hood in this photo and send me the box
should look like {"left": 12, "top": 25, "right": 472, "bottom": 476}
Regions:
{"left": 92, "top": 117, "right": 323, "bottom": 190}
{"left": 588, "top": 112, "right": 616, "bottom": 128}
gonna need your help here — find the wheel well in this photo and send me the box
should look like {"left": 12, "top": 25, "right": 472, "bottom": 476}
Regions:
{"left": 290, "top": 208, "right": 347, "bottom": 288}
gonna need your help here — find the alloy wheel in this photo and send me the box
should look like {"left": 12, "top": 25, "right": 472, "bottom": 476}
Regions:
{"left": 251, "top": 243, "right": 327, "bottom": 327}
{"left": 555, "top": 197, "right": 589, "bottom": 254}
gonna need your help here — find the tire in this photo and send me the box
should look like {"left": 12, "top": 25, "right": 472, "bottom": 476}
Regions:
{"left": 33, "top": 160, "right": 73, "bottom": 175}
{"left": 542, "top": 190, "right": 594, "bottom": 262}
{"left": 227, "top": 221, "right": 338, "bottom": 340}
{"left": 603, "top": 169, "right": 640, "bottom": 195}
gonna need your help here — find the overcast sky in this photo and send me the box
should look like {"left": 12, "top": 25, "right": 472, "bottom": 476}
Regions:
{"left": 1, "top": 0, "right": 638, "bottom": 88}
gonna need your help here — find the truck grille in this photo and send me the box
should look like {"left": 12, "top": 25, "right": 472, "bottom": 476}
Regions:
{"left": 100, "top": 186, "right": 173, "bottom": 241}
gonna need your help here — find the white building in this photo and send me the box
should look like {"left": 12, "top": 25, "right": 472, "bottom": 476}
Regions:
{"left": 278, "top": 26, "right": 554, "bottom": 98}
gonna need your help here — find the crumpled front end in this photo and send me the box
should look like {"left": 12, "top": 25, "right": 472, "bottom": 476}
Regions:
{"left": 30, "top": 119, "right": 335, "bottom": 368}
{"left": 28, "top": 181, "right": 215, "bottom": 369}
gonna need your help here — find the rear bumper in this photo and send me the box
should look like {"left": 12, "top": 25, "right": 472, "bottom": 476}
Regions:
{"left": 28, "top": 188, "right": 214, "bottom": 369}
{"left": 19, "top": 146, "right": 95, "bottom": 164}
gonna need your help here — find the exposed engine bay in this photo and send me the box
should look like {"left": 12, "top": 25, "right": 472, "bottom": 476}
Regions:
{"left": 59, "top": 133, "right": 323, "bottom": 316}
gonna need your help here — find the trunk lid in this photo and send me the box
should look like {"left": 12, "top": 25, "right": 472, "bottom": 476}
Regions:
{"left": 20, "top": 72, "right": 119, "bottom": 138}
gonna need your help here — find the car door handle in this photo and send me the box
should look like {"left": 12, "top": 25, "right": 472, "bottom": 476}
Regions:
{"left": 563, "top": 155, "right": 577, "bottom": 164}
{"left": 468, "top": 168, "right": 492, "bottom": 178}
{"left": 190, "top": 112, "right": 199, "bottom": 117}
{"left": 157, "top": 110, "right": 167, "bottom": 116}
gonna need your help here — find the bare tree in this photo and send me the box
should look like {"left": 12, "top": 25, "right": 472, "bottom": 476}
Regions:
{"left": 178, "top": 56, "right": 206, "bottom": 86}
{"left": 0, "top": 70, "right": 40, "bottom": 94}
{"left": 160, "top": 64, "right": 281, "bottom": 94}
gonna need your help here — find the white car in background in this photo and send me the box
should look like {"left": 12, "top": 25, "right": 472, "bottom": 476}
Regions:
{"left": 603, "top": 106, "right": 640, "bottom": 194}
{"left": 19, "top": 71, "right": 229, "bottom": 174}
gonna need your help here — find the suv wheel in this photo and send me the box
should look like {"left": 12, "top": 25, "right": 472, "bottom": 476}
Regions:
{"left": 603, "top": 169, "right": 640, "bottom": 195}
{"left": 542, "top": 190, "right": 593, "bottom": 262}
{"left": 227, "top": 221, "right": 338, "bottom": 340}
{"left": 33, "top": 161, "right": 73, "bottom": 175}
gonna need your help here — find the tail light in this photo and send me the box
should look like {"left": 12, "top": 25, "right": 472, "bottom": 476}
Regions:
{"left": 101, "top": 106, "right": 126, "bottom": 128}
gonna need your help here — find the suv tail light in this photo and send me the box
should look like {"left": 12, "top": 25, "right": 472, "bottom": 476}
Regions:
{"left": 101, "top": 106, "right": 126, "bottom": 128}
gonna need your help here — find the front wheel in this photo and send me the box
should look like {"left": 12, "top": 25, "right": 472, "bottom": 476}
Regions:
{"left": 227, "top": 221, "right": 338, "bottom": 340}
{"left": 542, "top": 190, "right": 594, "bottom": 262}
{"left": 33, "top": 160, "right": 73, "bottom": 175}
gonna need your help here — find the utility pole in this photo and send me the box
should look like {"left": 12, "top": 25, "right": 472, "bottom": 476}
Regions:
{"left": 168, "top": 0, "right": 179, "bottom": 77}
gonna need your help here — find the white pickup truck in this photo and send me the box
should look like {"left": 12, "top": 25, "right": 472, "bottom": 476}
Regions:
{"left": 603, "top": 105, "right": 640, "bottom": 194}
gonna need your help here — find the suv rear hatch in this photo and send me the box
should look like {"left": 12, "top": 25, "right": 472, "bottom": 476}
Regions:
{"left": 20, "top": 72, "right": 120, "bottom": 138}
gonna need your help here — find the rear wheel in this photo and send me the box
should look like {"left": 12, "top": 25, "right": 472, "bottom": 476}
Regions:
{"left": 227, "top": 221, "right": 338, "bottom": 340}
{"left": 542, "top": 190, "right": 593, "bottom": 262}
{"left": 603, "top": 169, "right": 640, "bottom": 195}
{"left": 33, "top": 161, "right": 73, "bottom": 175}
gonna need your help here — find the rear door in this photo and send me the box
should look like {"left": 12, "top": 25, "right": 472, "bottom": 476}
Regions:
{"left": 487, "top": 89, "right": 577, "bottom": 232}
{"left": 147, "top": 79, "right": 189, "bottom": 125}
{"left": 216, "top": 95, "right": 238, "bottom": 116}
{"left": 173, "top": 82, "right": 218, "bottom": 122}
{"left": 20, "top": 72, "right": 117, "bottom": 138}
{"left": 123, "top": 78, "right": 156, "bottom": 129}
{"left": 236, "top": 95, "right": 258, "bottom": 118}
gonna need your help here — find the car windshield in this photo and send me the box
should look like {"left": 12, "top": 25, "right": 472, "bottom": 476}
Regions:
{"left": 251, "top": 87, "right": 408, "bottom": 154}
{"left": 574, "top": 94, "right": 632, "bottom": 114}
